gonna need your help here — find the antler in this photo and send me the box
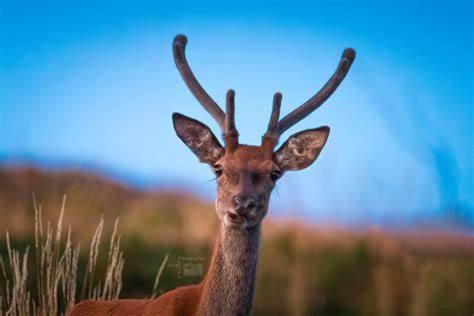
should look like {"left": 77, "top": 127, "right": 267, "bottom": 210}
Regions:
{"left": 224, "top": 89, "right": 238, "bottom": 151}
{"left": 263, "top": 48, "right": 356, "bottom": 147}
{"left": 173, "top": 34, "right": 238, "bottom": 148}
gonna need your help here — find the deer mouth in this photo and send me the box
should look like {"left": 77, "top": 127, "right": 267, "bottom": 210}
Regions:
{"left": 225, "top": 211, "right": 246, "bottom": 225}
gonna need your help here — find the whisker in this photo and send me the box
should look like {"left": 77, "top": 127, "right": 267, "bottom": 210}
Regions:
{"left": 204, "top": 177, "right": 217, "bottom": 184}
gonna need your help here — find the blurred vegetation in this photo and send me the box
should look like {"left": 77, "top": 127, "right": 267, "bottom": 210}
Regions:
{"left": 0, "top": 166, "right": 473, "bottom": 315}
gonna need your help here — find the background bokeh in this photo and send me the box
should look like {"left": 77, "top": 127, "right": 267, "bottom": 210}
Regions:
{"left": 1, "top": 0, "right": 472, "bottom": 228}
{"left": 1, "top": 1, "right": 473, "bottom": 315}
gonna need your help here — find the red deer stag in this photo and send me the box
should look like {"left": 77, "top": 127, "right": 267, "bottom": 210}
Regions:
{"left": 70, "top": 34, "right": 355, "bottom": 316}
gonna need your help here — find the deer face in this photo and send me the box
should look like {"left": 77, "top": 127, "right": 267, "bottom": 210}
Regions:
{"left": 213, "top": 146, "right": 278, "bottom": 229}
{"left": 171, "top": 35, "right": 354, "bottom": 229}
{"left": 173, "top": 113, "right": 330, "bottom": 229}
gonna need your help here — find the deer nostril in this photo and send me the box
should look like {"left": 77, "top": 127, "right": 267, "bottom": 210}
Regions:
{"left": 246, "top": 199, "right": 256, "bottom": 210}
{"left": 233, "top": 195, "right": 257, "bottom": 212}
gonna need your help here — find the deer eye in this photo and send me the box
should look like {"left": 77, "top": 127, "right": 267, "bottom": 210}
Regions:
{"left": 212, "top": 164, "right": 223, "bottom": 177}
{"left": 270, "top": 170, "right": 282, "bottom": 182}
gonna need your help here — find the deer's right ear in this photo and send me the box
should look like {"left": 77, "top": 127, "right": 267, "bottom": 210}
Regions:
{"left": 172, "top": 113, "right": 224, "bottom": 164}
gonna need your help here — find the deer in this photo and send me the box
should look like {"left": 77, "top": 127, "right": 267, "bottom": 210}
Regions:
{"left": 70, "top": 34, "right": 355, "bottom": 316}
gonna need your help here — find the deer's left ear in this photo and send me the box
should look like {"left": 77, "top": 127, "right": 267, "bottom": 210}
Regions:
{"left": 275, "top": 126, "right": 330, "bottom": 171}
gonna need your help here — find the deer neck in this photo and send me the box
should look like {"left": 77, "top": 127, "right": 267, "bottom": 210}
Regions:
{"left": 199, "top": 223, "right": 261, "bottom": 315}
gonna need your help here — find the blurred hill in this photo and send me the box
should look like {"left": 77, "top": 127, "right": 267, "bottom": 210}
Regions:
{"left": 1, "top": 166, "right": 473, "bottom": 315}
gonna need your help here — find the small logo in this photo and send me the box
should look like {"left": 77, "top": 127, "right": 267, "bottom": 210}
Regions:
{"left": 167, "top": 256, "right": 206, "bottom": 279}
{"left": 182, "top": 263, "right": 203, "bottom": 277}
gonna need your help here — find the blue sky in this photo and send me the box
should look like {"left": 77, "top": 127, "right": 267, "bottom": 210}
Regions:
{"left": 1, "top": 0, "right": 473, "bottom": 227}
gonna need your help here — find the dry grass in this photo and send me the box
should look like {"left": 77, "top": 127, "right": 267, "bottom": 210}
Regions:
{"left": 0, "top": 196, "right": 167, "bottom": 316}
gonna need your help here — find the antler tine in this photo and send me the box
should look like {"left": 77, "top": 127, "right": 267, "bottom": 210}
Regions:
{"left": 224, "top": 89, "right": 239, "bottom": 151}
{"left": 275, "top": 48, "right": 356, "bottom": 138}
{"left": 225, "top": 89, "right": 237, "bottom": 135}
{"left": 173, "top": 34, "right": 226, "bottom": 130}
{"left": 261, "top": 92, "right": 282, "bottom": 152}
{"left": 264, "top": 92, "right": 282, "bottom": 139}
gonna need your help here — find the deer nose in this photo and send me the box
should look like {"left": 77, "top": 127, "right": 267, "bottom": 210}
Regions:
{"left": 232, "top": 195, "right": 257, "bottom": 214}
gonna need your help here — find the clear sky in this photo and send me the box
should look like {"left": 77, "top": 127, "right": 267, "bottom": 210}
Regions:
{"left": 1, "top": 0, "right": 473, "bottom": 228}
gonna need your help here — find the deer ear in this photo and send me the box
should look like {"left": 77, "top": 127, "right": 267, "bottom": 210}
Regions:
{"left": 275, "top": 126, "right": 330, "bottom": 171}
{"left": 172, "top": 113, "right": 224, "bottom": 165}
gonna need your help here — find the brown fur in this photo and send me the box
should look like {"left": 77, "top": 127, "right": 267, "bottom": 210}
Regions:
{"left": 70, "top": 285, "right": 202, "bottom": 316}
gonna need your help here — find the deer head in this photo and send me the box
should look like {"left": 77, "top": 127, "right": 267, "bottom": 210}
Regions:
{"left": 172, "top": 35, "right": 355, "bottom": 229}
